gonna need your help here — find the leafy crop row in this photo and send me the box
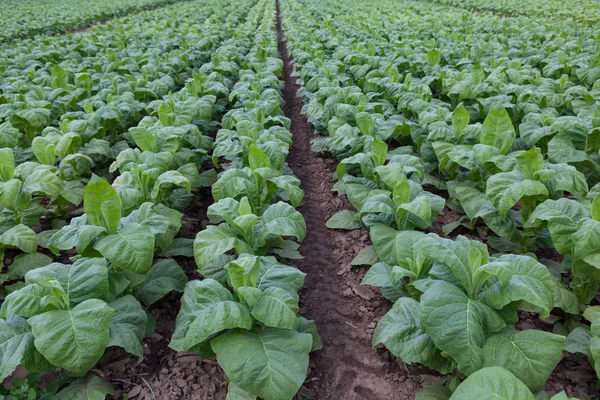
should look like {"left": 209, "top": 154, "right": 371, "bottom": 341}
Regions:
{"left": 168, "top": 2, "right": 321, "bottom": 399}
{"left": 0, "top": 0, "right": 277, "bottom": 397}
{"left": 280, "top": 0, "right": 600, "bottom": 397}
{"left": 0, "top": 0, "right": 186, "bottom": 44}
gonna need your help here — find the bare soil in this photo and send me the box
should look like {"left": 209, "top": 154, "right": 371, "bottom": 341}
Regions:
{"left": 276, "top": 7, "right": 424, "bottom": 399}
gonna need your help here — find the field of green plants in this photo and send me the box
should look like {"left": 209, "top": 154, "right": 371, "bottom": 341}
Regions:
{"left": 0, "top": 0, "right": 599, "bottom": 398}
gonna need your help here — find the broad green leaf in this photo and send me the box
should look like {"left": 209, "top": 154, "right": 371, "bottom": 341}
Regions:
{"left": 362, "top": 262, "right": 394, "bottom": 287}
{"left": 23, "top": 168, "right": 62, "bottom": 196}
{"left": 297, "top": 316, "right": 322, "bottom": 352}
{"left": 418, "top": 281, "right": 505, "bottom": 375}
{"left": 211, "top": 328, "right": 312, "bottom": 400}
{"left": 370, "top": 225, "right": 399, "bottom": 265}
{"left": 0, "top": 123, "right": 18, "bottom": 149}
{"left": 452, "top": 103, "right": 469, "bottom": 134}
{"left": 7, "top": 252, "right": 52, "bottom": 280}
{"left": 248, "top": 143, "right": 271, "bottom": 170}
{"left": 450, "top": 367, "right": 535, "bottom": 400}
{"left": 26, "top": 258, "right": 109, "bottom": 308}
{"left": 0, "top": 224, "right": 38, "bottom": 253}
{"left": 94, "top": 224, "right": 154, "bottom": 274}
{"left": 572, "top": 219, "right": 600, "bottom": 268}
{"left": 32, "top": 137, "right": 56, "bottom": 166}
{"left": 374, "top": 298, "right": 453, "bottom": 373}
{"left": 170, "top": 279, "right": 252, "bottom": 352}
{"left": 486, "top": 171, "right": 548, "bottom": 219}
{"left": 256, "top": 202, "right": 306, "bottom": 245}
{"left": 56, "top": 374, "right": 114, "bottom": 400}
{"left": 251, "top": 287, "right": 299, "bottom": 330}
{"left": 0, "top": 283, "right": 60, "bottom": 318}
{"left": 84, "top": 175, "right": 121, "bottom": 234}
{"left": 226, "top": 255, "right": 261, "bottom": 292}
{"left": 483, "top": 327, "right": 564, "bottom": 390}
{"left": 479, "top": 104, "right": 515, "bottom": 155}
{"left": 0, "top": 314, "right": 50, "bottom": 381}
{"left": 478, "top": 255, "right": 556, "bottom": 317}
{"left": 255, "top": 257, "right": 306, "bottom": 295}
{"left": 351, "top": 245, "right": 379, "bottom": 266}
{"left": 194, "top": 225, "right": 251, "bottom": 268}
{"left": 326, "top": 210, "right": 362, "bottom": 230}
{"left": 136, "top": 259, "right": 187, "bottom": 307}
{"left": 226, "top": 383, "right": 257, "bottom": 400}
{"left": 108, "top": 296, "right": 147, "bottom": 362}
{"left": 29, "top": 299, "right": 113, "bottom": 374}
{"left": 525, "top": 199, "right": 587, "bottom": 253}
{"left": 0, "top": 148, "right": 14, "bottom": 181}
{"left": 516, "top": 147, "right": 543, "bottom": 180}
{"left": 420, "top": 235, "right": 489, "bottom": 297}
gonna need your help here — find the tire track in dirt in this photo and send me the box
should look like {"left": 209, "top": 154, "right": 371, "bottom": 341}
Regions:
{"left": 276, "top": 4, "right": 421, "bottom": 399}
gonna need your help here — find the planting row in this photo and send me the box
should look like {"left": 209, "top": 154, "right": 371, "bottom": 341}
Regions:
{"left": 0, "top": 0, "right": 301, "bottom": 398}
{"left": 0, "top": 0, "right": 251, "bottom": 242}
{"left": 0, "top": 0, "right": 186, "bottom": 44}
{"left": 425, "top": 0, "right": 600, "bottom": 24}
{"left": 280, "top": 0, "right": 599, "bottom": 397}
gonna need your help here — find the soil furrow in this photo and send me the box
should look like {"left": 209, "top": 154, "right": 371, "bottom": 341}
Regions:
{"left": 275, "top": 3, "right": 420, "bottom": 399}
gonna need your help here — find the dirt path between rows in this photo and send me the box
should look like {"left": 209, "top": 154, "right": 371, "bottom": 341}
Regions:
{"left": 276, "top": 5, "right": 421, "bottom": 399}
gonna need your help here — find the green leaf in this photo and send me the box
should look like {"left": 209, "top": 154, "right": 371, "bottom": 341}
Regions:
{"left": 256, "top": 202, "right": 306, "bottom": 245}
{"left": 108, "top": 295, "right": 147, "bottom": 362}
{"left": 136, "top": 259, "right": 187, "bottom": 307}
{"left": 94, "top": 224, "right": 155, "bottom": 274}
{"left": 479, "top": 104, "right": 515, "bottom": 154}
{"left": 56, "top": 374, "right": 114, "bottom": 400}
{"left": 226, "top": 384, "right": 257, "bottom": 400}
{"left": 26, "top": 258, "right": 109, "bottom": 308}
{"left": 452, "top": 103, "right": 469, "bottom": 134}
{"left": 256, "top": 257, "right": 306, "bottom": 295}
{"left": 516, "top": 147, "right": 543, "bottom": 180}
{"left": 374, "top": 298, "right": 452, "bottom": 373}
{"left": 486, "top": 171, "right": 548, "bottom": 219}
{"left": 194, "top": 225, "right": 251, "bottom": 268}
{"left": 0, "top": 283, "right": 60, "bottom": 318}
{"left": 32, "top": 137, "right": 56, "bottom": 166}
{"left": 0, "top": 315, "right": 49, "bottom": 381}
{"left": 449, "top": 367, "right": 535, "bottom": 400}
{"left": 418, "top": 281, "right": 505, "bottom": 375}
{"left": 84, "top": 175, "right": 122, "bottom": 234}
{"left": 170, "top": 279, "right": 252, "bottom": 352}
{"left": 0, "top": 148, "right": 14, "bottom": 181}
{"left": 483, "top": 327, "right": 565, "bottom": 390}
{"left": 326, "top": 210, "right": 362, "bottom": 230}
{"left": 525, "top": 199, "right": 587, "bottom": 254}
{"left": 23, "top": 167, "right": 62, "bottom": 196}
{"left": 0, "top": 224, "right": 38, "bottom": 253}
{"left": 351, "top": 245, "right": 379, "bottom": 266}
{"left": 7, "top": 252, "right": 52, "bottom": 280}
{"left": 362, "top": 262, "right": 394, "bottom": 287}
{"left": 251, "top": 287, "right": 299, "bottom": 330}
{"left": 478, "top": 254, "right": 557, "bottom": 318}
{"left": 28, "top": 299, "right": 114, "bottom": 374}
{"left": 0, "top": 122, "right": 19, "bottom": 148}
{"left": 211, "top": 328, "right": 312, "bottom": 400}
{"left": 370, "top": 225, "right": 399, "bottom": 265}
{"left": 248, "top": 143, "right": 271, "bottom": 170}
{"left": 297, "top": 316, "right": 322, "bottom": 352}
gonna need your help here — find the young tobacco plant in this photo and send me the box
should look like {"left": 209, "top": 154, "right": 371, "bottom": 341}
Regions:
{"left": 193, "top": 196, "right": 306, "bottom": 276}
{"left": 363, "top": 233, "right": 576, "bottom": 390}
{"left": 170, "top": 254, "right": 321, "bottom": 400}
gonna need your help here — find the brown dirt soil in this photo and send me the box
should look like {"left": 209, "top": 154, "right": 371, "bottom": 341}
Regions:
{"left": 277, "top": 7, "right": 425, "bottom": 399}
